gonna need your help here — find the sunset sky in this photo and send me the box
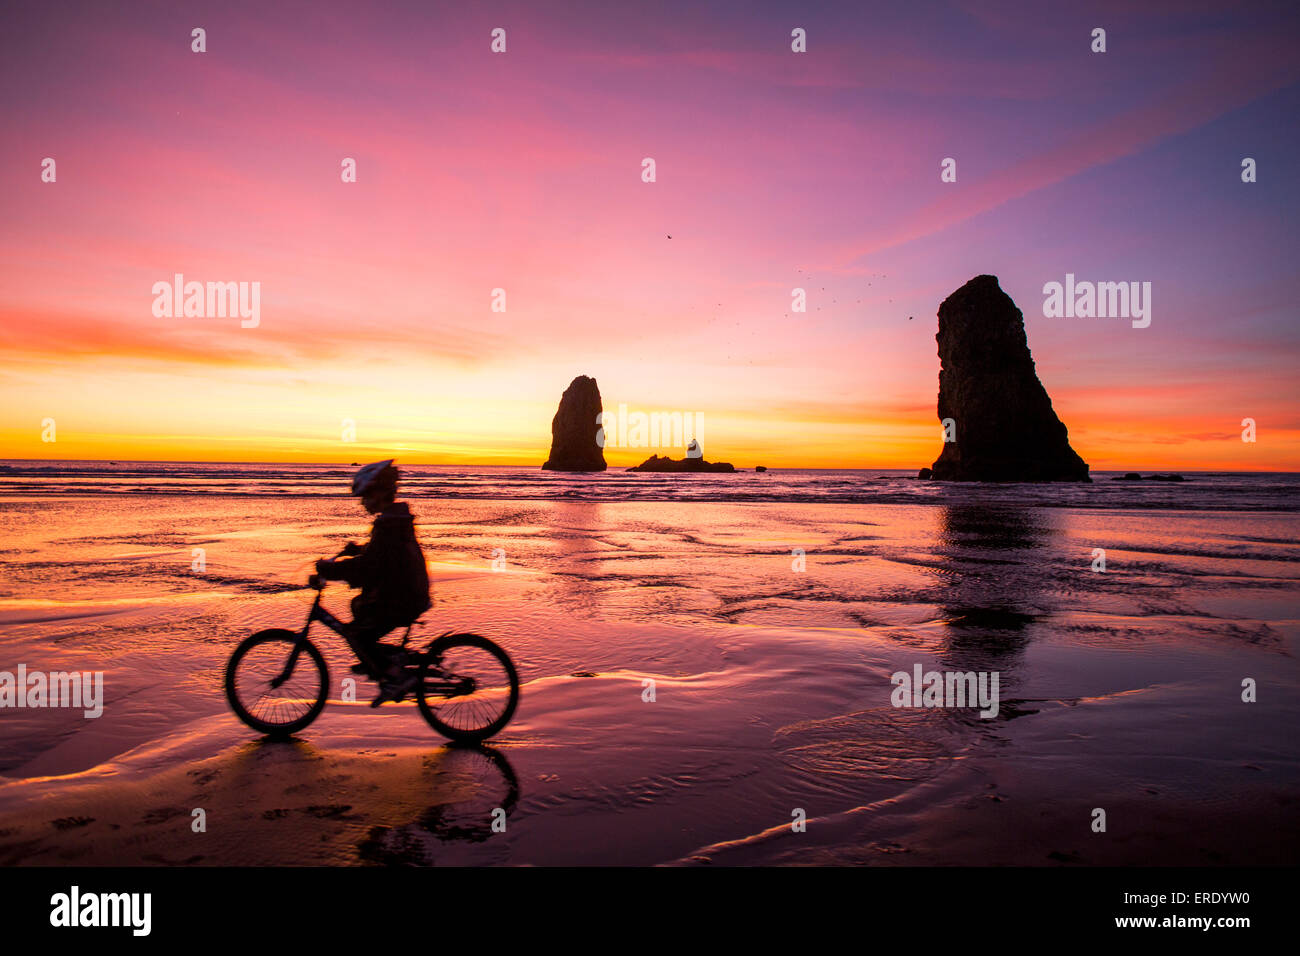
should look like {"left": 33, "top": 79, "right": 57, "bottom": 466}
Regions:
{"left": 2, "top": 0, "right": 1298, "bottom": 470}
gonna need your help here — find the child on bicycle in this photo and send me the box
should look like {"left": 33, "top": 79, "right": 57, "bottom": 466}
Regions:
{"left": 316, "top": 459, "right": 431, "bottom": 706}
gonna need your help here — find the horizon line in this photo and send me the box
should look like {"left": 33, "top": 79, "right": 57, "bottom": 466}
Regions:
{"left": 1, "top": 457, "right": 1296, "bottom": 475}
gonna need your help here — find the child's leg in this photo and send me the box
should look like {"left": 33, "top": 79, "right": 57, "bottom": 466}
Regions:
{"left": 344, "top": 622, "right": 409, "bottom": 684}
{"left": 343, "top": 622, "right": 387, "bottom": 676}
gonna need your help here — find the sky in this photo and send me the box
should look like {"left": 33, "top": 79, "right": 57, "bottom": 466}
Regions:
{"left": 1, "top": 0, "right": 1297, "bottom": 470}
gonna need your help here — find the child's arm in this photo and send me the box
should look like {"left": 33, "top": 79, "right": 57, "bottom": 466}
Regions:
{"left": 316, "top": 524, "right": 395, "bottom": 586}
{"left": 316, "top": 556, "right": 356, "bottom": 583}
{"left": 317, "top": 546, "right": 374, "bottom": 586}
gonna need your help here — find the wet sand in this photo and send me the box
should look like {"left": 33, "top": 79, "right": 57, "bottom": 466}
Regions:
{"left": 0, "top": 495, "right": 1297, "bottom": 864}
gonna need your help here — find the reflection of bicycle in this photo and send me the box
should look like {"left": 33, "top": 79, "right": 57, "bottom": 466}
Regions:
{"left": 359, "top": 744, "right": 522, "bottom": 863}
{"left": 224, "top": 558, "right": 519, "bottom": 743}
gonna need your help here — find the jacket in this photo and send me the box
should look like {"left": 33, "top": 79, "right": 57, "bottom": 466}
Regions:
{"left": 318, "top": 501, "right": 431, "bottom": 630}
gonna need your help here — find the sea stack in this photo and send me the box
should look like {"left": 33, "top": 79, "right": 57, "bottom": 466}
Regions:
{"left": 542, "top": 375, "right": 607, "bottom": 472}
{"left": 927, "top": 275, "right": 1089, "bottom": 482}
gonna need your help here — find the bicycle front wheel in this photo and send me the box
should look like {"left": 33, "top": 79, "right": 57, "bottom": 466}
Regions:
{"left": 225, "top": 629, "right": 329, "bottom": 737}
{"left": 416, "top": 634, "right": 519, "bottom": 743}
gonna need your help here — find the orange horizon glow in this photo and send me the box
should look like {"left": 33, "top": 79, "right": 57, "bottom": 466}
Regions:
{"left": 2, "top": 407, "right": 1293, "bottom": 473}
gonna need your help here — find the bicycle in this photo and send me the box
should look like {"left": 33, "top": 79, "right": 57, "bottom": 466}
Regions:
{"left": 224, "top": 554, "right": 520, "bottom": 743}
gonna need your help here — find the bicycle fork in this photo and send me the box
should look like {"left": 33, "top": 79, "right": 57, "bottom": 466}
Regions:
{"left": 270, "top": 589, "right": 325, "bottom": 689}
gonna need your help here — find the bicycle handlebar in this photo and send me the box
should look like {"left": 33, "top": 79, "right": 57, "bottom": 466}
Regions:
{"left": 307, "top": 547, "right": 350, "bottom": 590}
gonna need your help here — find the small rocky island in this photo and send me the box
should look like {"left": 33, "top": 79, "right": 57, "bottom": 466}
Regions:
{"left": 542, "top": 375, "right": 607, "bottom": 472}
{"left": 628, "top": 443, "right": 736, "bottom": 473}
{"left": 627, "top": 455, "right": 737, "bottom": 473}
{"left": 921, "top": 274, "right": 1090, "bottom": 482}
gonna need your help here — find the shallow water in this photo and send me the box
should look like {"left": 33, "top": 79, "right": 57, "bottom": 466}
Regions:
{"left": 2, "top": 460, "right": 1298, "bottom": 510}
{"left": 0, "top": 482, "right": 1297, "bottom": 865}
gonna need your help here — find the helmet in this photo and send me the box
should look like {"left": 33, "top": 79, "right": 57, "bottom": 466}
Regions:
{"left": 351, "top": 459, "right": 397, "bottom": 496}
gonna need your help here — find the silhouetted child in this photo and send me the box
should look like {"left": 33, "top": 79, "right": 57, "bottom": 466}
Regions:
{"left": 316, "top": 459, "right": 431, "bottom": 705}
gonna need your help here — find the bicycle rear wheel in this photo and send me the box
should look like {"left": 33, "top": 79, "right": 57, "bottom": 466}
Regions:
{"left": 416, "top": 634, "right": 519, "bottom": 743}
{"left": 225, "top": 629, "right": 329, "bottom": 737}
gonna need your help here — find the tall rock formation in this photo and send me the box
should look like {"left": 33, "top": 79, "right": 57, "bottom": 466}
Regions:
{"left": 542, "top": 375, "right": 607, "bottom": 472}
{"left": 927, "top": 275, "right": 1089, "bottom": 482}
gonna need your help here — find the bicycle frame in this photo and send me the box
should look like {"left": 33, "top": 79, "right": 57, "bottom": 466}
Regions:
{"left": 269, "top": 569, "right": 346, "bottom": 689}
{"left": 270, "top": 576, "right": 469, "bottom": 696}
{"left": 305, "top": 586, "right": 346, "bottom": 636}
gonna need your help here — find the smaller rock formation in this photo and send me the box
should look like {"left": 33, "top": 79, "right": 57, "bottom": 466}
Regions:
{"left": 755, "top": 465, "right": 768, "bottom": 473}
{"left": 917, "top": 467, "right": 933, "bottom": 480}
{"left": 1113, "top": 473, "right": 1186, "bottom": 482}
{"left": 628, "top": 454, "right": 736, "bottom": 473}
{"left": 542, "top": 375, "right": 606, "bottom": 472}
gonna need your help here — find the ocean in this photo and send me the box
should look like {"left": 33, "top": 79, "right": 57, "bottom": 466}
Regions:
{"left": 2, "top": 460, "right": 1298, "bottom": 509}
{"left": 0, "top": 461, "right": 1297, "bottom": 865}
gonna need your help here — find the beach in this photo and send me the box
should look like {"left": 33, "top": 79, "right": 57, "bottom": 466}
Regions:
{"left": 0, "top": 464, "right": 1297, "bottom": 865}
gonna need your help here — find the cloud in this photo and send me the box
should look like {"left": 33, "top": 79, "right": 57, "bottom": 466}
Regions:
{"left": 0, "top": 307, "right": 510, "bottom": 371}
{"left": 832, "top": 29, "right": 1300, "bottom": 269}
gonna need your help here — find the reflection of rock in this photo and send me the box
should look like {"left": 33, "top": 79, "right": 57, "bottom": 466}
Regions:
{"left": 927, "top": 275, "right": 1089, "bottom": 482}
{"left": 542, "top": 375, "right": 606, "bottom": 472}
{"left": 627, "top": 454, "right": 736, "bottom": 473}
{"left": 933, "top": 504, "right": 1058, "bottom": 668}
